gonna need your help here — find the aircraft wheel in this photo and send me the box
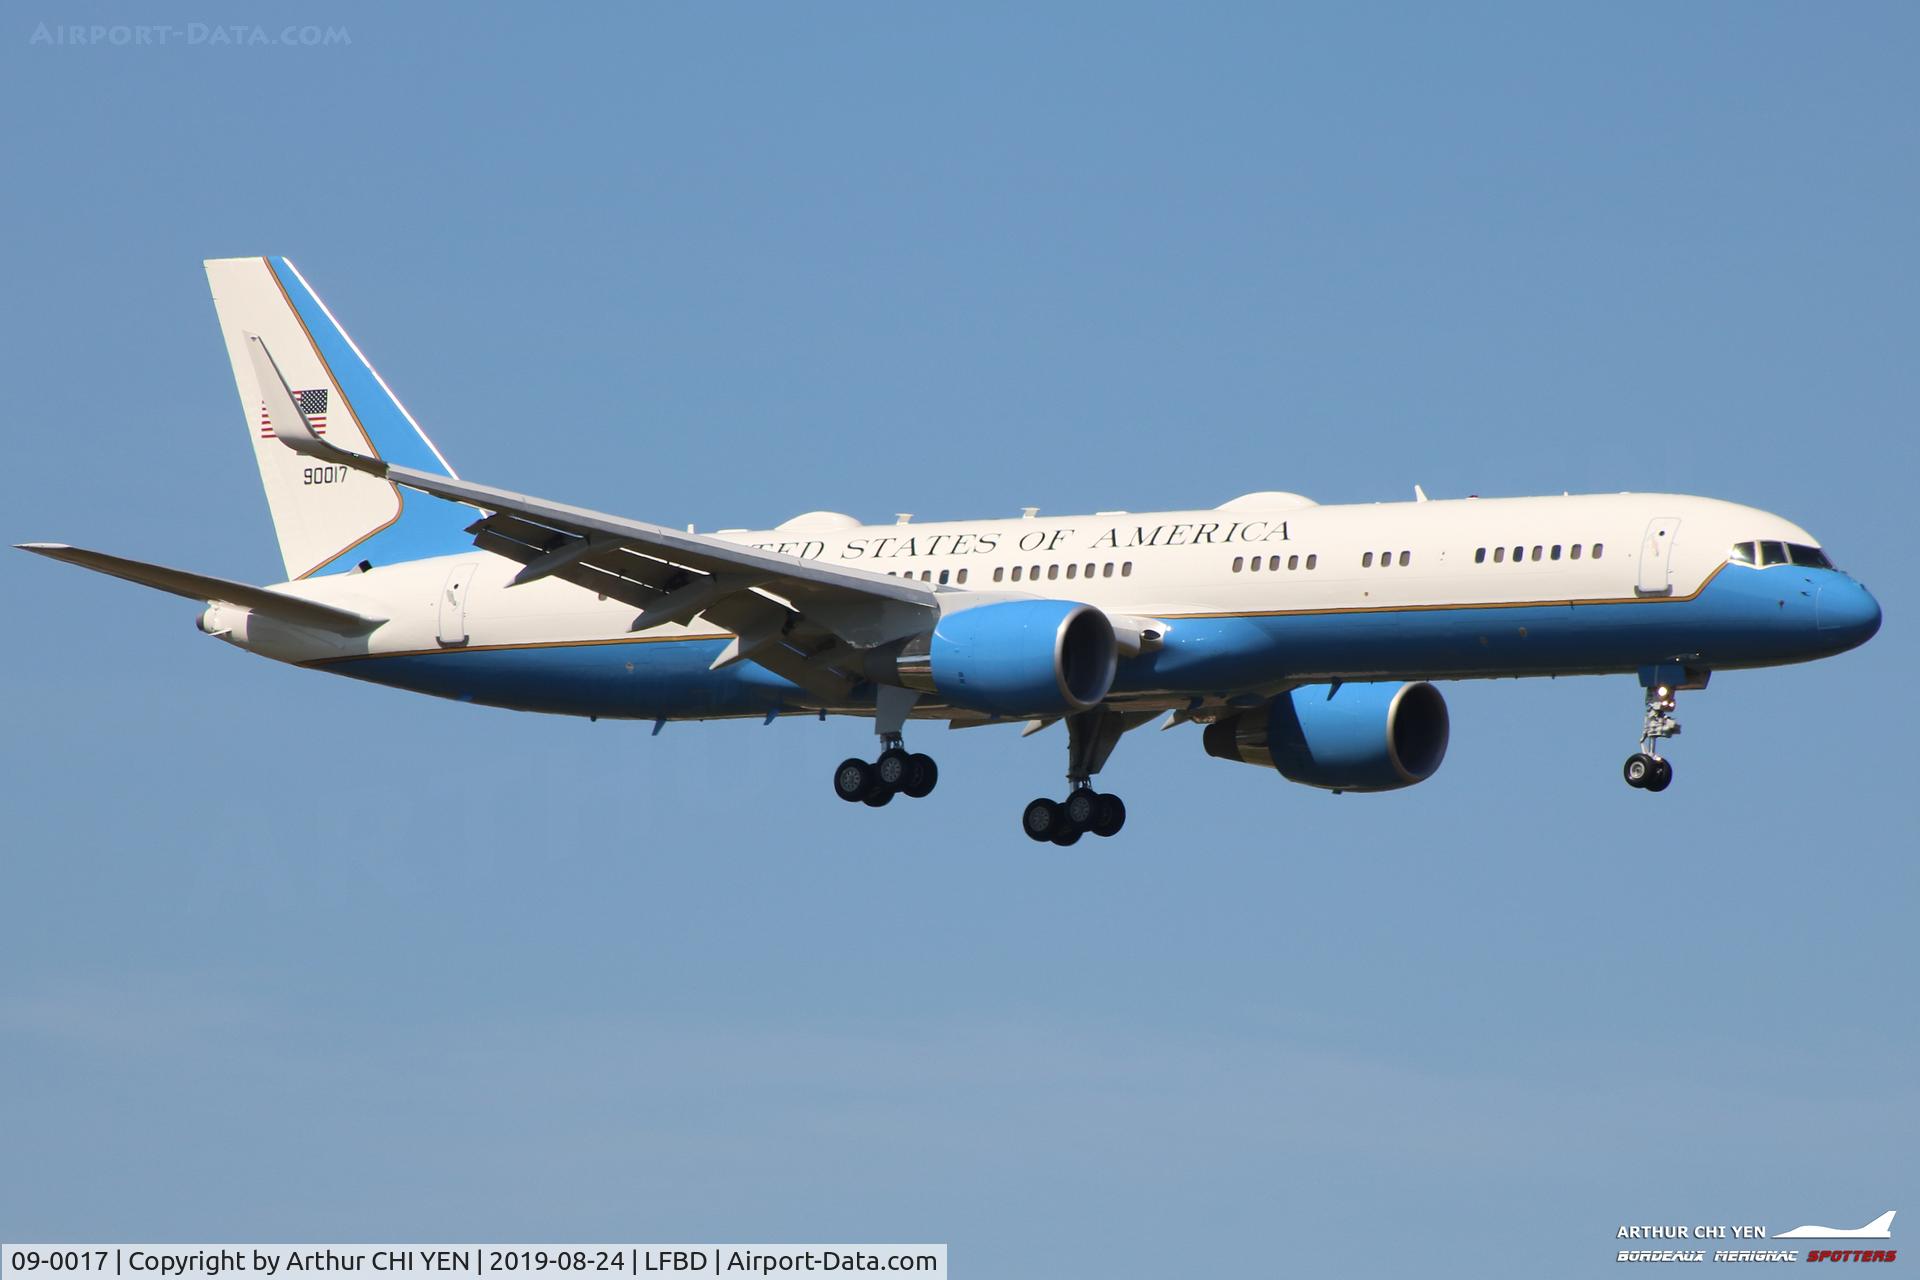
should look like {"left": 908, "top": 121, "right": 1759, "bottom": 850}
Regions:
{"left": 1622, "top": 753, "right": 1655, "bottom": 789}
{"left": 1022, "top": 798, "right": 1062, "bottom": 842}
{"left": 1050, "top": 824, "right": 1083, "bottom": 847}
{"left": 1091, "top": 793, "right": 1127, "bottom": 838}
{"left": 1064, "top": 787, "right": 1098, "bottom": 830}
{"left": 835, "top": 757, "right": 874, "bottom": 802}
{"left": 1644, "top": 757, "right": 1673, "bottom": 793}
{"left": 901, "top": 753, "right": 938, "bottom": 799}
{"left": 875, "top": 747, "right": 911, "bottom": 790}
{"left": 864, "top": 786, "right": 895, "bottom": 807}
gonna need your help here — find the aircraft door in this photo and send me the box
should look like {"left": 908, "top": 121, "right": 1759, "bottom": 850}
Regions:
{"left": 1636, "top": 518, "right": 1679, "bottom": 596}
{"left": 437, "top": 561, "right": 477, "bottom": 646}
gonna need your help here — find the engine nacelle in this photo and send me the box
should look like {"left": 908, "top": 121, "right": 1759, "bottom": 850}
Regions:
{"left": 891, "top": 600, "right": 1117, "bottom": 717}
{"left": 1202, "top": 681, "right": 1450, "bottom": 792}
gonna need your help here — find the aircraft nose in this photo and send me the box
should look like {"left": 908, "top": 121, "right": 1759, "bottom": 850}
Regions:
{"left": 1815, "top": 577, "right": 1882, "bottom": 647}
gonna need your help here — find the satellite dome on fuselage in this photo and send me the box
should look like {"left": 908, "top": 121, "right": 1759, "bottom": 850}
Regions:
{"left": 1215, "top": 492, "right": 1317, "bottom": 510}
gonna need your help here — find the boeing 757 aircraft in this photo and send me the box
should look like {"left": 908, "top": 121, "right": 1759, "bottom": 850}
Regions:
{"left": 20, "top": 258, "right": 1883, "bottom": 842}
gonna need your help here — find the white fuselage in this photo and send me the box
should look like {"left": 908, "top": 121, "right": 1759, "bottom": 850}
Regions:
{"left": 198, "top": 488, "right": 1869, "bottom": 724}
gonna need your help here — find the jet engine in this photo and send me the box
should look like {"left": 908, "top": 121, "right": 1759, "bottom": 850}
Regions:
{"left": 1202, "top": 681, "right": 1450, "bottom": 792}
{"left": 885, "top": 600, "right": 1118, "bottom": 718}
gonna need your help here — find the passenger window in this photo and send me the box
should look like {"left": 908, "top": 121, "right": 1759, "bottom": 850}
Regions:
{"left": 993, "top": 566, "right": 1005, "bottom": 583}
{"left": 956, "top": 568, "right": 968, "bottom": 584}
{"left": 1570, "top": 545, "right": 1582, "bottom": 560}
{"left": 1047, "top": 564, "right": 1059, "bottom": 580}
{"left": 1031, "top": 565, "right": 1041, "bottom": 579}
{"left": 1085, "top": 563, "right": 1095, "bottom": 577}
{"left": 1233, "top": 556, "right": 1244, "bottom": 573}
{"left": 1288, "top": 554, "right": 1299, "bottom": 570}
{"left": 1531, "top": 546, "right": 1543, "bottom": 562}
{"left": 1592, "top": 543, "right": 1604, "bottom": 559}
{"left": 1362, "top": 552, "right": 1373, "bottom": 568}
{"left": 1305, "top": 554, "right": 1316, "bottom": 570}
{"left": 1728, "top": 541, "right": 1756, "bottom": 565}
{"left": 1398, "top": 550, "right": 1409, "bottom": 567}
{"left": 1122, "top": 561, "right": 1133, "bottom": 576}
{"left": 1550, "top": 545, "right": 1561, "bottom": 561}
{"left": 1788, "top": 543, "right": 1832, "bottom": 569}
{"left": 1264, "top": 556, "right": 1275, "bottom": 571}
{"left": 1760, "top": 541, "right": 1789, "bottom": 566}
{"left": 1011, "top": 565, "right": 1023, "bottom": 582}
{"left": 1513, "top": 546, "right": 1524, "bottom": 563}
{"left": 1475, "top": 548, "right": 1486, "bottom": 564}
{"left": 938, "top": 569, "right": 950, "bottom": 585}
{"left": 1493, "top": 546, "right": 1505, "bottom": 563}
{"left": 1380, "top": 551, "right": 1391, "bottom": 567}
{"left": 1103, "top": 563, "right": 1114, "bottom": 577}
{"left": 1065, "top": 563, "right": 1077, "bottom": 579}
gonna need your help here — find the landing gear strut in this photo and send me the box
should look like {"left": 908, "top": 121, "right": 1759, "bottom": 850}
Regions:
{"left": 1021, "top": 707, "right": 1142, "bottom": 843}
{"left": 1622, "top": 677, "right": 1685, "bottom": 793}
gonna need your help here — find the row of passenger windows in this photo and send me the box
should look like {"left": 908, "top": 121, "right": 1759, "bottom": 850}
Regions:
{"left": 1729, "top": 540, "right": 1831, "bottom": 569}
{"left": 1475, "top": 542, "right": 1603, "bottom": 564}
{"left": 1361, "top": 550, "right": 1410, "bottom": 568}
{"left": 992, "top": 561, "right": 1132, "bottom": 584}
{"left": 1232, "top": 553, "right": 1318, "bottom": 573}
{"left": 886, "top": 562, "right": 1136, "bottom": 586}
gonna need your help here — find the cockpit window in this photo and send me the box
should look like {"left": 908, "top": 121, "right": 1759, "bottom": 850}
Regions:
{"left": 1728, "top": 541, "right": 1757, "bottom": 565}
{"left": 1788, "top": 543, "right": 1832, "bottom": 569}
{"left": 1759, "top": 541, "right": 1789, "bottom": 566}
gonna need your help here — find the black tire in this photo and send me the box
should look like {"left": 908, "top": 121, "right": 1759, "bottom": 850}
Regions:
{"left": 864, "top": 786, "right": 895, "bottom": 807}
{"left": 1064, "top": 788, "right": 1098, "bottom": 829}
{"left": 1091, "top": 793, "right": 1127, "bottom": 838}
{"left": 1051, "top": 824, "right": 1083, "bottom": 846}
{"left": 875, "top": 747, "right": 910, "bottom": 790}
{"left": 1623, "top": 753, "right": 1653, "bottom": 788}
{"left": 834, "top": 757, "right": 874, "bottom": 802}
{"left": 1022, "top": 798, "right": 1060, "bottom": 842}
{"left": 1645, "top": 757, "right": 1673, "bottom": 793}
{"left": 902, "top": 753, "right": 938, "bottom": 799}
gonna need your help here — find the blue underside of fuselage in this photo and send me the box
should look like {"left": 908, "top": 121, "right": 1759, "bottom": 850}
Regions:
{"left": 316, "top": 565, "right": 1879, "bottom": 720}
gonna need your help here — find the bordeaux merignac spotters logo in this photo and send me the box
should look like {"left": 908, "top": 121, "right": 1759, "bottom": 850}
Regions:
{"left": 1616, "top": 1210, "right": 1896, "bottom": 1264}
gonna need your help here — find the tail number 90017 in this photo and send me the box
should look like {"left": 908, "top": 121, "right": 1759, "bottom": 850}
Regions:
{"left": 303, "top": 465, "right": 350, "bottom": 485}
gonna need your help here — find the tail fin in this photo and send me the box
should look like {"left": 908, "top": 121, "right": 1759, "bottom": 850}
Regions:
{"left": 1866, "top": 1212, "right": 1896, "bottom": 1236}
{"left": 205, "top": 256, "right": 475, "bottom": 579}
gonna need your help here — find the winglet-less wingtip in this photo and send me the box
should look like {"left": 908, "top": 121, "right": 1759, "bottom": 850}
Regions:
{"left": 245, "top": 333, "right": 387, "bottom": 477}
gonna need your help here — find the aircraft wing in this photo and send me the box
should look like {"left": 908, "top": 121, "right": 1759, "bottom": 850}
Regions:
{"left": 249, "top": 336, "right": 936, "bottom": 694}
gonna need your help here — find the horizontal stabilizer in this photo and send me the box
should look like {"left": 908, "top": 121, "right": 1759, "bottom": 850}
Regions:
{"left": 16, "top": 543, "right": 384, "bottom": 633}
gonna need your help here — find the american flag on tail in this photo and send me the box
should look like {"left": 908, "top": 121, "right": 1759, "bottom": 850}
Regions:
{"left": 258, "top": 388, "right": 328, "bottom": 439}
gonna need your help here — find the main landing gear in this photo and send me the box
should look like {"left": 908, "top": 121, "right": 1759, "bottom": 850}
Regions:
{"left": 1622, "top": 678, "right": 1682, "bottom": 793}
{"left": 1021, "top": 707, "right": 1144, "bottom": 843}
{"left": 834, "top": 735, "right": 939, "bottom": 807}
{"left": 1022, "top": 787, "right": 1126, "bottom": 844}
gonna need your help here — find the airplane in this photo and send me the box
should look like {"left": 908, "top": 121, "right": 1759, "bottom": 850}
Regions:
{"left": 18, "top": 257, "right": 1882, "bottom": 843}
{"left": 1776, "top": 1211, "right": 1896, "bottom": 1240}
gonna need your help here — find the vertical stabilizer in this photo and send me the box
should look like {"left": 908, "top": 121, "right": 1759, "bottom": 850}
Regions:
{"left": 205, "top": 256, "right": 473, "bottom": 579}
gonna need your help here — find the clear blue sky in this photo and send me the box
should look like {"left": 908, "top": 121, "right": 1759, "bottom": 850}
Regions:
{"left": 2, "top": 4, "right": 1913, "bottom": 1275}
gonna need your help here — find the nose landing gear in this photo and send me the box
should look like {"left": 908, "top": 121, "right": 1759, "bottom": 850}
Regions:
{"left": 1622, "top": 678, "right": 1686, "bottom": 793}
{"left": 1622, "top": 751, "right": 1673, "bottom": 792}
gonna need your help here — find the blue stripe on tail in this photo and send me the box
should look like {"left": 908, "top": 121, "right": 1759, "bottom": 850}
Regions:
{"left": 269, "top": 257, "right": 477, "bottom": 575}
